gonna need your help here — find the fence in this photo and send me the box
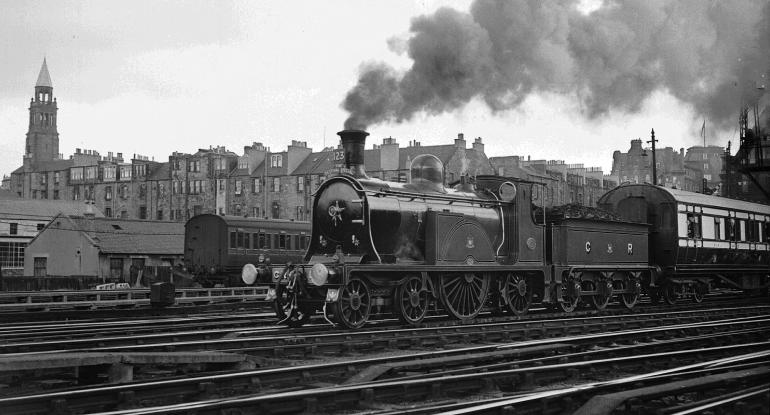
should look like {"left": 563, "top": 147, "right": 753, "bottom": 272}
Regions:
{"left": 0, "top": 266, "right": 181, "bottom": 291}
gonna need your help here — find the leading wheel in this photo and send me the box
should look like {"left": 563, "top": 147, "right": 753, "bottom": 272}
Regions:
{"left": 274, "top": 284, "right": 311, "bottom": 328}
{"left": 395, "top": 275, "right": 430, "bottom": 325}
{"left": 332, "top": 278, "right": 371, "bottom": 329}
{"left": 439, "top": 273, "right": 491, "bottom": 321}
{"left": 502, "top": 273, "right": 533, "bottom": 316}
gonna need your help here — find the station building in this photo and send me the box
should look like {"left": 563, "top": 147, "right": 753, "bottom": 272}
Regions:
{"left": 24, "top": 214, "right": 183, "bottom": 284}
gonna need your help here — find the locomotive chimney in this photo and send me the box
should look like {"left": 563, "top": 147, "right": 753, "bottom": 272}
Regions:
{"left": 338, "top": 129, "right": 369, "bottom": 178}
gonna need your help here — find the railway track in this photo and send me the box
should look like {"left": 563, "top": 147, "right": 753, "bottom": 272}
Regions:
{"left": 2, "top": 303, "right": 767, "bottom": 356}
{"left": 2, "top": 314, "right": 767, "bottom": 414}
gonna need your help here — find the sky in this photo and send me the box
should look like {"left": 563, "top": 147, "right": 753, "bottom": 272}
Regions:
{"left": 1, "top": 0, "right": 768, "bottom": 178}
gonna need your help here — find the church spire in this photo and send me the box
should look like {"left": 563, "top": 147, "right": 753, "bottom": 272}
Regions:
{"left": 36, "top": 58, "right": 52, "bottom": 88}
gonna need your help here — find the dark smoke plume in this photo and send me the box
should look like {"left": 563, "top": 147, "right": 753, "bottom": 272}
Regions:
{"left": 343, "top": 0, "right": 770, "bottom": 132}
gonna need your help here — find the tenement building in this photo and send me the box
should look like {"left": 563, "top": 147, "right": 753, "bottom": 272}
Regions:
{"left": 489, "top": 156, "right": 617, "bottom": 207}
{"left": 610, "top": 138, "right": 724, "bottom": 193}
{"left": 8, "top": 61, "right": 622, "bottom": 222}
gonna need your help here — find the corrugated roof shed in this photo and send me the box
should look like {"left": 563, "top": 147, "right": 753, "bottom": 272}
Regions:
{"left": 56, "top": 216, "right": 184, "bottom": 255}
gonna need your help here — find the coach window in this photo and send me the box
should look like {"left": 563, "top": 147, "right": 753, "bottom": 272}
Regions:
{"left": 746, "top": 220, "right": 756, "bottom": 242}
{"left": 230, "top": 231, "right": 237, "bottom": 248}
{"left": 713, "top": 217, "right": 721, "bottom": 240}
{"left": 279, "top": 234, "right": 287, "bottom": 250}
{"left": 686, "top": 213, "right": 701, "bottom": 239}
{"left": 764, "top": 221, "right": 769, "bottom": 243}
{"left": 258, "top": 232, "right": 266, "bottom": 249}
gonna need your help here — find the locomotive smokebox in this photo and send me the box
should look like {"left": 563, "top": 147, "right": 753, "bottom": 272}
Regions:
{"left": 338, "top": 129, "right": 369, "bottom": 178}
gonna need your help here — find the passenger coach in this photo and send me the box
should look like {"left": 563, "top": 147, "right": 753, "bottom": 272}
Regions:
{"left": 599, "top": 184, "right": 770, "bottom": 303}
{"left": 184, "top": 214, "right": 311, "bottom": 286}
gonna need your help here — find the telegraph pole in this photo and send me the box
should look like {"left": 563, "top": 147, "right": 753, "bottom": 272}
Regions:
{"left": 647, "top": 128, "right": 658, "bottom": 186}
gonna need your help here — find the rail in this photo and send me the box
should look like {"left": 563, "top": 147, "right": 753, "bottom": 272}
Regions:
{"left": 0, "top": 286, "right": 269, "bottom": 311}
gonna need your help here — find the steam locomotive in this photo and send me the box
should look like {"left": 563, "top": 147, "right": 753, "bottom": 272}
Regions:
{"left": 250, "top": 129, "right": 769, "bottom": 329}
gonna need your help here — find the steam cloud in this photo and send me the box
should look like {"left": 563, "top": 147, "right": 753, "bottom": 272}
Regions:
{"left": 343, "top": 0, "right": 770, "bottom": 132}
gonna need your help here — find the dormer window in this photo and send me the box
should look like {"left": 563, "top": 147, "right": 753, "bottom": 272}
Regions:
{"left": 271, "top": 155, "right": 282, "bottom": 168}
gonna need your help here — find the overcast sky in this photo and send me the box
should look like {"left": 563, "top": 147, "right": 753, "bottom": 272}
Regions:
{"left": 1, "top": 0, "right": 767, "bottom": 178}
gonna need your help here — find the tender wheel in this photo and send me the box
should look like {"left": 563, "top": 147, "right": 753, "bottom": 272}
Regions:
{"left": 439, "top": 273, "right": 491, "bottom": 321}
{"left": 274, "top": 284, "right": 311, "bottom": 328}
{"left": 502, "top": 273, "right": 533, "bottom": 316}
{"left": 663, "top": 282, "right": 678, "bottom": 305}
{"left": 616, "top": 273, "right": 640, "bottom": 310}
{"left": 332, "top": 278, "right": 372, "bottom": 329}
{"left": 692, "top": 282, "right": 707, "bottom": 303}
{"left": 583, "top": 279, "right": 612, "bottom": 310}
{"left": 649, "top": 287, "right": 661, "bottom": 305}
{"left": 395, "top": 275, "right": 430, "bottom": 325}
{"left": 557, "top": 279, "right": 581, "bottom": 313}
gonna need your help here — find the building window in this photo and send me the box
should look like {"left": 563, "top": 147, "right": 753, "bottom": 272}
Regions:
{"left": 85, "top": 185, "right": 95, "bottom": 201}
{"left": 296, "top": 206, "right": 303, "bottom": 220}
{"left": 85, "top": 166, "right": 96, "bottom": 180}
{"left": 105, "top": 207, "right": 112, "bottom": 217}
{"left": 32, "top": 190, "right": 37, "bottom": 199}
{"left": 70, "top": 168, "right": 83, "bottom": 181}
{"left": 9, "top": 223, "right": 18, "bottom": 235}
{"left": 0, "top": 242, "right": 25, "bottom": 268}
{"left": 156, "top": 209, "right": 163, "bottom": 220}
{"left": 252, "top": 207, "right": 260, "bottom": 218}
{"left": 119, "top": 166, "right": 132, "bottom": 180}
{"left": 234, "top": 204, "right": 242, "bottom": 216}
{"left": 235, "top": 180, "right": 243, "bottom": 195}
{"left": 253, "top": 178, "right": 261, "bottom": 193}
{"left": 54, "top": 172, "right": 60, "bottom": 184}
{"left": 139, "top": 206, "right": 147, "bottom": 219}
{"left": 40, "top": 174, "right": 47, "bottom": 185}
{"left": 273, "top": 178, "right": 280, "bottom": 192}
{"left": 53, "top": 190, "right": 59, "bottom": 199}
{"left": 271, "top": 155, "right": 283, "bottom": 168}
{"left": 33, "top": 257, "right": 47, "bottom": 277}
{"left": 297, "top": 176, "right": 304, "bottom": 192}
{"left": 110, "top": 258, "right": 124, "bottom": 279}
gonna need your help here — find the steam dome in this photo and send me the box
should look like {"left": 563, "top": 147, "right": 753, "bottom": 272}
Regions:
{"left": 410, "top": 154, "right": 445, "bottom": 192}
